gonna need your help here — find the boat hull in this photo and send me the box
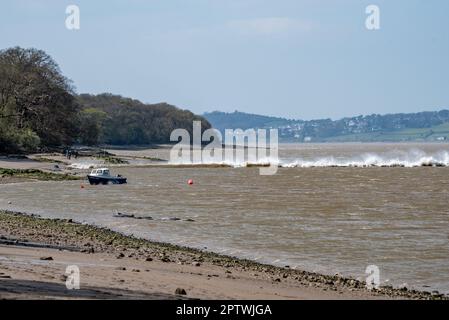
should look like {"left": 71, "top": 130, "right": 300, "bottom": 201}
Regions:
{"left": 87, "top": 175, "right": 127, "bottom": 185}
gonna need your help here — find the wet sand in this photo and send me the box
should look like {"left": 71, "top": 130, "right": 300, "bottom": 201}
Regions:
{"left": 0, "top": 244, "right": 366, "bottom": 300}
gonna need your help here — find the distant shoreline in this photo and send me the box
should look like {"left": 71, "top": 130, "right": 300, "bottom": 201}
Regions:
{"left": 204, "top": 110, "right": 449, "bottom": 143}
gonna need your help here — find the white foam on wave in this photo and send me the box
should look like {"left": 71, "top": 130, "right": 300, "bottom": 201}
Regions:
{"left": 68, "top": 162, "right": 101, "bottom": 170}
{"left": 280, "top": 150, "right": 449, "bottom": 168}
{"left": 168, "top": 150, "right": 449, "bottom": 168}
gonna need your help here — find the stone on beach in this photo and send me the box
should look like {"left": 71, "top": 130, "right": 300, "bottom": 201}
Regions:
{"left": 175, "top": 288, "right": 187, "bottom": 295}
{"left": 160, "top": 256, "right": 171, "bottom": 263}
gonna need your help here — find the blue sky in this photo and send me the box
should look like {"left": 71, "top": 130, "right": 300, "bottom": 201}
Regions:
{"left": 1, "top": 0, "right": 448, "bottom": 120}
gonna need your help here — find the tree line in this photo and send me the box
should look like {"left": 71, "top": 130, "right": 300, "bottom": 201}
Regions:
{"left": 77, "top": 94, "right": 210, "bottom": 146}
{"left": 0, "top": 47, "right": 210, "bottom": 153}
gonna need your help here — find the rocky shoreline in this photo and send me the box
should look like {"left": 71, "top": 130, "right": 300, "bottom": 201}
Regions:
{"left": 0, "top": 210, "right": 446, "bottom": 300}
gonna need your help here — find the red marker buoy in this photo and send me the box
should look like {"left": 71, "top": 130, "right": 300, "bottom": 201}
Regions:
{"left": 187, "top": 179, "right": 194, "bottom": 185}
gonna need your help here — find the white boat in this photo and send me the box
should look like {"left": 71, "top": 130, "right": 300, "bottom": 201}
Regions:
{"left": 87, "top": 168, "right": 127, "bottom": 185}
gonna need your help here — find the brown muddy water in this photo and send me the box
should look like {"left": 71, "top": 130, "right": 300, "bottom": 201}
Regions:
{"left": 1, "top": 143, "right": 449, "bottom": 293}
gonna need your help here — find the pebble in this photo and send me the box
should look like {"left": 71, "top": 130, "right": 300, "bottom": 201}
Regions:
{"left": 175, "top": 288, "right": 187, "bottom": 295}
{"left": 82, "top": 247, "right": 94, "bottom": 254}
{"left": 432, "top": 291, "right": 441, "bottom": 296}
{"left": 161, "top": 256, "right": 171, "bottom": 263}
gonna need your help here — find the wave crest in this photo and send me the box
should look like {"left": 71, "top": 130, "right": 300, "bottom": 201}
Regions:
{"left": 280, "top": 151, "right": 449, "bottom": 168}
{"left": 168, "top": 150, "right": 449, "bottom": 168}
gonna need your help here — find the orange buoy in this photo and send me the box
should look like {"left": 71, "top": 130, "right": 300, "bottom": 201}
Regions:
{"left": 187, "top": 179, "right": 194, "bottom": 185}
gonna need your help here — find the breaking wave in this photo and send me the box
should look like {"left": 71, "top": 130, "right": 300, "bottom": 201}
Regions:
{"left": 68, "top": 161, "right": 102, "bottom": 170}
{"left": 168, "top": 150, "right": 449, "bottom": 168}
{"left": 280, "top": 150, "right": 449, "bottom": 168}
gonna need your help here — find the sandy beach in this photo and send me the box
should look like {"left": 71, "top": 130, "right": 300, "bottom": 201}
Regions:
{"left": 0, "top": 209, "right": 443, "bottom": 300}
{"left": 0, "top": 241, "right": 368, "bottom": 300}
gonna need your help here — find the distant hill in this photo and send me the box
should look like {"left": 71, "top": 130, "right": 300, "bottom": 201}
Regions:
{"left": 204, "top": 110, "right": 449, "bottom": 142}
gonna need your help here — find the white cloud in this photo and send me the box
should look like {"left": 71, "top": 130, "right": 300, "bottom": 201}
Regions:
{"left": 227, "top": 17, "right": 312, "bottom": 36}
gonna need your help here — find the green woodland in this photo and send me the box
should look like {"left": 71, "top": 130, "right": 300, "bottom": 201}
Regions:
{"left": 0, "top": 47, "right": 210, "bottom": 153}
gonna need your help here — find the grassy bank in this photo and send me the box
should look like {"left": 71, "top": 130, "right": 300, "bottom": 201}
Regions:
{"left": 0, "top": 210, "right": 446, "bottom": 300}
{"left": 0, "top": 168, "right": 83, "bottom": 182}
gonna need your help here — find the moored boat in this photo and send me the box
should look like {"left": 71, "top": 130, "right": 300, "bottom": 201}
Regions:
{"left": 87, "top": 168, "right": 127, "bottom": 185}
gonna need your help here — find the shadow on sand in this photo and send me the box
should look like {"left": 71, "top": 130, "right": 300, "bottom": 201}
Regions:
{"left": 0, "top": 279, "right": 190, "bottom": 300}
